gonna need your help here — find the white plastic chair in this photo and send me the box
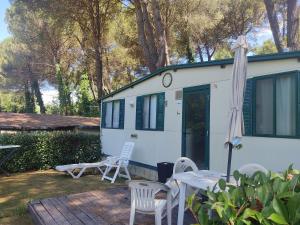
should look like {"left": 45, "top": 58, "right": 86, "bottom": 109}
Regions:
{"left": 165, "top": 157, "right": 199, "bottom": 208}
{"left": 173, "top": 157, "right": 198, "bottom": 174}
{"left": 238, "top": 163, "right": 268, "bottom": 177}
{"left": 129, "top": 180, "right": 172, "bottom": 225}
{"left": 101, "top": 142, "right": 135, "bottom": 183}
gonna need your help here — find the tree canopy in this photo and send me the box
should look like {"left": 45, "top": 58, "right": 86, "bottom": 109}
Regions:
{"left": 0, "top": 0, "right": 299, "bottom": 115}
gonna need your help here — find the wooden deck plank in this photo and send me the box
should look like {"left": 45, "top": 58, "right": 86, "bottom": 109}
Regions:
{"left": 28, "top": 187, "right": 197, "bottom": 225}
{"left": 31, "top": 201, "right": 58, "bottom": 225}
{"left": 28, "top": 202, "right": 47, "bottom": 225}
{"left": 41, "top": 199, "right": 71, "bottom": 225}
{"left": 69, "top": 192, "right": 109, "bottom": 224}
{"left": 88, "top": 190, "right": 132, "bottom": 224}
{"left": 48, "top": 198, "right": 84, "bottom": 225}
{"left": 57, "top": 196, "right": 96, "bottom": 225}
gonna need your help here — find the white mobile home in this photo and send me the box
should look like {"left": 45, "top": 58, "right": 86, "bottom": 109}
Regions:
{"left": 101, "top": 51, "right": 300, "bottom": 180}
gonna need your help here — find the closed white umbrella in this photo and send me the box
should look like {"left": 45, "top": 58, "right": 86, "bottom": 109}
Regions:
{"left": 225, "top": 35, "right": 248, "bottom": 182}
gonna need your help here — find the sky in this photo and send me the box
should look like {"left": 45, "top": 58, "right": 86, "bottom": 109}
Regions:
{"left": 0, "top": 0, "right": 11, "bottom": 42}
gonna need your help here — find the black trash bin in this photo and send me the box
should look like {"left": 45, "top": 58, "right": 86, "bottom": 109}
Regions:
{"left": 157, "top": 162, "right": 174, "bottom": 183}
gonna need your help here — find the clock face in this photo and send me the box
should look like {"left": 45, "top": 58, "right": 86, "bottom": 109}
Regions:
{"left": 162, "top": 72, "right": 173, "bottom": 88}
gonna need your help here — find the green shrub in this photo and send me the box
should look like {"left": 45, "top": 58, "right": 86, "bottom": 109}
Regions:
{"left": 0, "top": 131, "right": 101, "bottom": 173}
{"left": 189, "top": 165, "right": 300, "bottom": 225}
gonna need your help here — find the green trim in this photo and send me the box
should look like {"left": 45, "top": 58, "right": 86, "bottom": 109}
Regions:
{"left": 243, "top": 79, "right": 253, "bottom": 136}
{"left": 252, "top": 70, "right": 300, "bottom": 138}
{"left": 101, "top": 51, "right": 300, "bottom": 100}
{"left": 101, "top": 99, "right": 125, "bottom": 129}
{"left": 102, "top": 154, "right": 157, "bottom": 171}
{"left": 135, "top": 92, "right": 165, "bottom": 131}
{"left": 182, "top": 84, "right": 210, "bottom": 169}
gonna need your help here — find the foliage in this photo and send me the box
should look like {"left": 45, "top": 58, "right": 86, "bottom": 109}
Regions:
{"left": 214, "top": 44, "right": 235, "bottom": 60}
{"left": 77, "top": 71, "right": 99, "bottom": 117}
{"left": 173, "top": 0, "right": 264, "bottom": 62}
{"left": 253, "top": 40, "right": 277, "bottom": 55}
{"left": 55, "top": 64, "right": 73, "bottom": 115}
{"left": 45, "top": 101, "right": 60, "bottom": 115}
{"left": 190, "top": 166, "right": 300, "bottom": 225}
{"left": 0, "top": 131, "right": 101, "bottom": 173}
{"left": 0, "top": 91, "right": 26, "bottom": 113}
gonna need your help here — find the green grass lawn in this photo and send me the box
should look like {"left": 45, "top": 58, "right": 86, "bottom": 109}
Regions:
{"left": 0, "top": 170, "right": 125, "bottom": 225}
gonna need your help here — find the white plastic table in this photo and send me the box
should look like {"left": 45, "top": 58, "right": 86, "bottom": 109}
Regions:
{"left": 0, "top": 145, "right": 21, "bottom": 176}
{"left": 173, "top": 170, "right": 229, "bottom": 225}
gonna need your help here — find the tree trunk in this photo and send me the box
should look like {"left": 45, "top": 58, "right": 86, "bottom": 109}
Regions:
{"left": 141, "top": 1, "right": 158, "bottom": 64}
{"left": 24, "top": 80, "right": 35, "bottom": 113}
{"left": 287, "top": 0, "right": 300, "bottom": 50}
{"left": 197, "top": 45, "right": 204, "bottom": 63}
{"left": 27, "top": 64, "right": 46, "bottom": 114}
{"left": 90, "top": 0, "right": 103, "bottom": 101}
{"left": 31, "top": 80, "right": 46, "bottom": 114}
{"left": 87, "top": 71, "right": 97, "bottom": 102}
{"left": 264, "top": 0, "right": 284, "bottom": 52}
{"left": 134, "top": 0, "right": 156, "bottom": 72}
{"left": 151, "top": 0, "right": 169, "bottom": 67}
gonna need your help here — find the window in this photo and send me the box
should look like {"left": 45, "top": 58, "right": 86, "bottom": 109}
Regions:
{"left": 136, "top": 93, "right": 165, "bottom": 131}
{"left": 255, "top": 78, "right": 274, "bottom": 135}
{"left": 143, "top": 95, "right": 157, "bottom": 129}
{"left": 101, "top": 99, "right": 125, "bottom": 129}
{"left": 244, "top": 71, "right": 299, "bottom": 137}
{"left": 113, "top": 101, "right": 120, "bottom": 128}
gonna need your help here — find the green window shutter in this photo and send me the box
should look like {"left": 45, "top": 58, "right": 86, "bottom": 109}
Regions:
{"left": 119, "top": 99, "right": 125, "bottom": 129}
{"left": 243, "top": 79, "right": 253, "bottom": 136}
{"left": 297, "top": 72, "right": 300, "bottom": 136}
{"left": 156, "top": 93, "right": 165, "bottom": 131}
{"left": 101, "top": 102, "right": 107, "bottom": 128}
{"left": 136, "top": 96, "right": 143, "bottom": 130}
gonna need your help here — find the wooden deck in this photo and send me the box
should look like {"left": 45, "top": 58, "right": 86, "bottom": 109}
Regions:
{"left": 28, "top": 187, "right": 196, "bottom": 225}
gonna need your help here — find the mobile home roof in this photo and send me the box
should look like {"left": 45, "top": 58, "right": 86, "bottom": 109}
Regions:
{"left": 102, "top": 51, "right": 300, "bottom": 100}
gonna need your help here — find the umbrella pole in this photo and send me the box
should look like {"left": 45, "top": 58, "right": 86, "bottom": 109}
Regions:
{"left": 226, "top": 143, "right": 233, "bottom": 182}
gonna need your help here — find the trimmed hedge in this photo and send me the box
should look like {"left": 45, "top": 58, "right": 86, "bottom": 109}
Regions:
{"left": 0, "top": 131, "right": 101, "bottom": 173}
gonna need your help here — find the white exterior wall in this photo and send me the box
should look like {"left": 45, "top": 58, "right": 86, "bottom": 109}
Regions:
{"left": 102, "top": 58, "right": 300, "bottom": 173}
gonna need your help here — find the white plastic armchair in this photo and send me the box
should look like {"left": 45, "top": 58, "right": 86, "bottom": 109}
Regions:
{"left": 173, "top": 157, "right": 198, "bottom": 174}
{"left": 101, "top": 142, "right": 134, "bottom": 183}
{"left": 238, "top": 163, "right": 268, "bottom": 177}
{"left": 166, "top": 157, "right": 199, "bottom": 209}
{"left": 129, "top": 180, "right": 172, "bottom": 225}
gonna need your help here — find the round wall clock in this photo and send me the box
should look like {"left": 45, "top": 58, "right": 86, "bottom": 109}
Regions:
{"left": 162, "top": 72, "right": 173, "bottom": 88}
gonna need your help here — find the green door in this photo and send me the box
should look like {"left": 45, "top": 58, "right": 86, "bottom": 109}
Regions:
{"left": 182, "top": 85, "right": 210, "bottom": 169}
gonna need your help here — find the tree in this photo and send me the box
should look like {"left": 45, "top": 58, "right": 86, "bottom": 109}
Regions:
{"left": 213, "top": 44, "right": 234, "bottom": 60}
{"left": 5, "top": 1, "right": 63, "bottom": 113}
{"left": 0, "top": 91, "right": 26, "bottom": 113}
{"left": 264, "top": 0, "right": 300, "bottom": 52}
{"left": 55, "top": 65, "right": 72, "bottom": 115}
{"left": 173, "top": 0, "right": 264, "bottom": 62}
{"left": 133, "top": 0, "right": 170, "bottom": 72}
{"left": 287, "top": 0, "right": 300, "bottom": 50}
{"left": 252, "top": 39, "right": 277, "bottom": 54}
{"left": 0, "top": 38, "right": 37, "bottom": 113}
